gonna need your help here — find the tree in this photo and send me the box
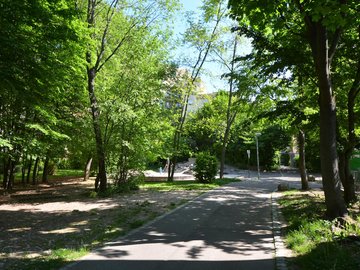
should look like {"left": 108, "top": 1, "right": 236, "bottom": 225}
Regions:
{"left": 215, "top": 35, "right": 240, "bottom": 178}
{"left": 228, "top": 0, "right": 359, "bottom": 219}
{"left": 0, "top": 0, "right": 85, "bottom": 190}
{"left": 333, "top": 25, "right": 360, "bottom": 204}
{"left": 167, "top": 0, "right": 228, "bottom": 181}
{"left": 82, "top": 0, "right": 177, "bottom": 191}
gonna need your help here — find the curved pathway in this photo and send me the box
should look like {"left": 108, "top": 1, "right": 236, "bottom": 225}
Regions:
{"left": 62, "top": 173, "right": 321, "bottom": 270}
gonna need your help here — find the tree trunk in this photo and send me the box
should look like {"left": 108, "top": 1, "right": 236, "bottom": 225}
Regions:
{"left": 340, "top": 56, "right": 360, "bottom": 204}
{"left": 220, "top": 37, "right": 238, "bottom": 179}
{"left": 338, "top": 150, "right": 356, "bottom": 204}
{"left": 338, "top": 88, "right": 358, "bottom": 204}
{"left": 220, "top": 126, "right": 231, "bottom": 178}
{"left": 42, "top": 156, "right": 49, "bottom": 183}
{"left": 21, "top": 165, "right": 26, "bottom": 185}
{"left": 32, "top": 157, "right": 40, "bottom": 185}
{"left": 3, "top": 158, "right": 15, "bottom": 190}
{"left": 87, "top": 67, "right": 107, "bottom": 192}
{"left": 298, "top": 130, "right": 309, "bottom": 190}
{"left": 86, "top": 0, "right": 107, "bottom": 192}
{"left": 343, "top": 153, "right": 356, "bottom": 203}
{"left": 26, "top": 156, "right": 33, "bottom": 184}
{"left": 2, "top": 157, "right": 11, "bottom": 190}
{"left": 2, "top": 157, "right": 8, "bottom": 189}
{"left": 309, "top": 23, "right": 347, "bottom": 219}
{"left": 84, "top": 157, "right": 93, "bottom": 181}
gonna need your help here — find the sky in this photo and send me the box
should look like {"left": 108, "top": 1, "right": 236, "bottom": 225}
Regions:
{"left": 170, "top": 0, "right": 252, "bottom": 93}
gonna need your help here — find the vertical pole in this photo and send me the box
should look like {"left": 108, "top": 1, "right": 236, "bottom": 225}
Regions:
{"left": 255, "top": 133, "right": 261, "bottom": 180}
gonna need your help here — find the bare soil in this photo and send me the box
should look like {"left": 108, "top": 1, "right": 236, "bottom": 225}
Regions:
{"left": 0, "top": 178, "right": 200, "bottom": 269}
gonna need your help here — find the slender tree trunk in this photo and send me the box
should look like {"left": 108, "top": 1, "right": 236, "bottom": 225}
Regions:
{"left": 168, "top": 91, "right": 190, "bottom": 182}
{"left": 86, "top": 0, "right": 107, "bottom": 192}
{"left": 2, "top": 157, "right": 10, "bottom": 190}
{"left": 343, "top": 153, "right": 356, "bottom": 203}
{"left": 168, "top": 4, "right": 225, "bottom": 181}
{"left": 220, "top": 36, "right": 238, "bottom": 178}
{"left": 32, "top": 157, "right": 40, "bottom": 185}
{"left": 87, "top": 67, "right": 107, "bottom": 192}
{"left": 42, "top": 156, "right": 49, "bottom": 183}
{"left": 4, "top": 157, "right": 15, "bottom": 190}
{"left": 21, "top": 153, "right": 26, "bottom": 185}
{"left": 21, "top": 166, "right": 26, "bottom": 185}
{"left": 338, "top": 151, "right": 355, "bottom": 204}
{"left": 3, "top": 158, "right": 15, "bottom": 190}
{"left": 339, "top": 87, "right": 359, "bottom": 204}
{"left": 341, "top": 54, "right": 360, "bottom": 204}
{"left": 298, "top": 129, "right": 309, "bottom": 190}
{"left": 309, "top": 23, "right": 347, "bottom": 218}
{"left": 84, "top": 157, "right": 93, "bottom": 181}
{"left": 2, "top": 157, "right": 8, "bottom": 189}
{"left": 26, "top": 156, "right": 32, "bottom": 184}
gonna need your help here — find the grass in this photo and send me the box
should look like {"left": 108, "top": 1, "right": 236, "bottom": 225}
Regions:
{"left": 2, "top": 169, "right": 84, "bottom": 184}
{"left": 278, "top": 191, "right": 360, "bottom": 270}
{"left": 140, "top": 178, "right": 240, "bottom": 192}
{"left": 4, "top": 177, "right": 240, "bottom": 270}
{"left": 48, "top": 169, "right": 84, "bottom": 179}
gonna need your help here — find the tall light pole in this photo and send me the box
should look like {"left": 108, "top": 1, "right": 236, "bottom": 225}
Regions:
{"left": 255, "top": 133, "right": 261, "bottom": 180}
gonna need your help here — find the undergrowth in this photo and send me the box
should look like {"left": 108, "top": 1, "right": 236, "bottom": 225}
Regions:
{"left": 278, "top": 191, "right": 360, "bottom": 270}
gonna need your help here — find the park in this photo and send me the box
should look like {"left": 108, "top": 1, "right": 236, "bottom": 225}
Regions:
{"left": 1, "top": 0, "right": 360, "bottom": 269}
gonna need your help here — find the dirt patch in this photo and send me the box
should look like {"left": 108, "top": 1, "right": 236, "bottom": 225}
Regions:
{"left": 0, "top": 178, "right": 201, "bottom": 269}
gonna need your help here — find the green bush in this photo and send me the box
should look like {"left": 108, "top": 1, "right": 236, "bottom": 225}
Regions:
{"left": 194, "top": 152, "right": 218, "bottom": 183}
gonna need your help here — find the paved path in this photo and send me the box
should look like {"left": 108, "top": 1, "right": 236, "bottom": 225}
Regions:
{"left": 62, "top": 174, "right": 320, "bottom": 270}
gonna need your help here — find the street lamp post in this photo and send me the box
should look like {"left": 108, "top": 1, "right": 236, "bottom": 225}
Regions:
{"left": 255, "top": 133, "right": 261, "bottom": 180}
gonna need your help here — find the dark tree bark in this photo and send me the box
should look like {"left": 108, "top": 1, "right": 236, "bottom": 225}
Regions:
{"left": 42, "top": 156, "right": 49, "bottom": 183}
{"left": 2, "top": 157, "right": 11, "bottom": 190}
{"left": 306, "top": 21, "right": 347, "bottom": 218}
{"left": 86, "top": 0, "right": 108, "bottom": 192}
{"left": 2, "top": 157, "right": 8, "bottom": 189}
{"left": 32, "top": 157, "right": 40, "bottom": 185}
{"left": 87, "top": 66, "right": 107, "bottom": 192}
{"left": 338, "top": 58, "right": 360, "bottom": 204}
{"left": 220, "top": 37, "right": 238, "bottom": 179}
{"left": 21, "top": 165, "right": 26, "bottom": 185}
{"left": 298, "top": 130, "right": 309, "bottom": 190}
{"left": 26, "top": 156, "right": 33, "bottom": 184}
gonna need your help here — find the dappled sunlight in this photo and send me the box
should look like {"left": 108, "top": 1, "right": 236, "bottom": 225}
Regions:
{"left": 39, "top": 227, "right": 80, "bottom": 234}
{"left": 68, "top": 181, "right": 277, "bottom": 270}
{"left": 6, "top": 227, "right": 32, "bottom": 233}
{"left": 253, "top": 193, "right": 271, "bottom": 199}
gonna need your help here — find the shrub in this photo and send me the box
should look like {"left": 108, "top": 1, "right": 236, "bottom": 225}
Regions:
{"left": 194, "top": 152, "right": 218, "bottom": 183}
{"left": 115, "top": 172, "right": 145, "bottom": 193}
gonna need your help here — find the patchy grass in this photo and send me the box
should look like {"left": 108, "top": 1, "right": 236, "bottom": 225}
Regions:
{"left": 48, "top": 169, "right": 84, "bottom": 179}
{"left": 278, "top": 191, "right": 360, "bottom": 270}
{"left": 4, "top": 248, "right": 88, "bottom": 270}
{"left": 3, "top": 169, "right": 84, "bottom": 184}
{"left": 2, "top": 178, "right": 240, "bottom": 270}
{"left": 140, "top": 178, "right": 240, "bottom": 192}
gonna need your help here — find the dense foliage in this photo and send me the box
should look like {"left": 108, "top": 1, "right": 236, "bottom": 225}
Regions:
{"left": 194, "top": 152, "right": 218, "bottom": 183}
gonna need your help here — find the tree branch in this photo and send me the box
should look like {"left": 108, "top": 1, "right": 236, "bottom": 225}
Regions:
{"left": 329, "top": 28, "right": 342, "bottom": 63}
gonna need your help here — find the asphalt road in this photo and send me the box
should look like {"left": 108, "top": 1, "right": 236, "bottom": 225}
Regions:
{"left": 62, "top": 173, "right": 316, "bottom": 270}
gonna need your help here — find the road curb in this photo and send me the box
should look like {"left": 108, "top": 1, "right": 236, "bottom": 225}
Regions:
{"left": 271, "top": 190, "right": 292, "bottom": 270}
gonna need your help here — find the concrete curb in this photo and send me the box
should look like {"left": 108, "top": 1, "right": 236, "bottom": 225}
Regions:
{"left": 271, "top": 190, "right": 293, "bottom": 270}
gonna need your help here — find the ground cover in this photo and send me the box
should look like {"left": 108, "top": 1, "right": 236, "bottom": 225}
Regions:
{"left": 278, "top": 190, "right": 360, "bottom": 270}
{"left": 0, "top": 175, "right": 239, "bottom": 270}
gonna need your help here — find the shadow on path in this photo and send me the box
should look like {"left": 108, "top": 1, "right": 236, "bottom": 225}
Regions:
{"left": 63, "top": 181, "right": 277, "bottom": 270}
